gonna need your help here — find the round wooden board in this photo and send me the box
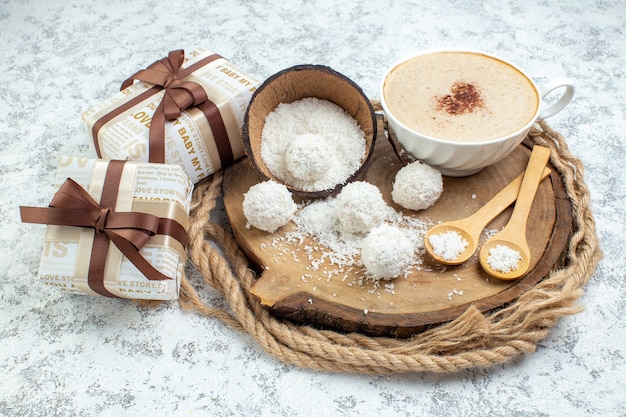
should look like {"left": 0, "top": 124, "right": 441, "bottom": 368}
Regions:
{"left": 223, "top": 117, "right": 572, "bottom": 337}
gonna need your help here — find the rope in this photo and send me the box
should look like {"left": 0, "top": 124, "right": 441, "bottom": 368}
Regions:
{"left": 178, "top": 120, "right": 602, "bottom": 374}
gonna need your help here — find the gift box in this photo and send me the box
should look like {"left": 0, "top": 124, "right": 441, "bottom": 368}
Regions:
{"left": 82, "top": 48, "right": 261, "bottom": 183}
{"left": 20, "top": 157, "right": 192, "bottom": 300}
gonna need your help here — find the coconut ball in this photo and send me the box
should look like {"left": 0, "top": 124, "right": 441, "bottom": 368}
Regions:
{"left": 361, "top": 224, "right": 414, "bottom": 280}
{"left": 242, "top": 180, "right": 297, "bottom": 233}
{"left": 284, "top": 133, "right": 333, "bottom": 181}
{"left": 336, "top": 181, "right": 390, "bottom": 235}
{"left": 392, "top": 161, "right": 443, "bottom": 211}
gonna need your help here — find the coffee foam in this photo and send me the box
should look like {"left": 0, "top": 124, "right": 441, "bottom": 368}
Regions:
{"left": 383, "top": 52, "right": 539, "bottom": 143}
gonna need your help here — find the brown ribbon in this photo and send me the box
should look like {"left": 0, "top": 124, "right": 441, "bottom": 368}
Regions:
{"left": 91, "top": 50, "right": 234, "bottom": 167}
{"left": 119, "top": 50, "right": 219, "bottom": 163}
{"left": 20, "top": 161, "right": 187, "bottom": 297}
{"left": 91, "top": 50, "right": 236, "bottom": 170}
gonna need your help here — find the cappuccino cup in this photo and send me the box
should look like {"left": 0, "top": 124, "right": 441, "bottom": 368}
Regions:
{"left": 380, "top": 50, "right": 575, "bottom": 176}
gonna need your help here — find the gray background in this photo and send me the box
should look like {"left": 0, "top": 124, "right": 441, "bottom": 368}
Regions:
{"left": 1, "top": 1, "right": 624, "bottom": 416}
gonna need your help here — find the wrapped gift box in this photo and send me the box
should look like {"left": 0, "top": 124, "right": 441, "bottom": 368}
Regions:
{"left": 82, "top": 48, "right": 261, "bottom": 183}
{"left": 20, "top": 157, "right": 192, "bottom": 300}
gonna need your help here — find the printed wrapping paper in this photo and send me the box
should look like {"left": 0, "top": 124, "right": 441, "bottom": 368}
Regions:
{"left": 20, "top": 157, "right": 192, "bottom": 300}
{"left": 82, "top": 48, "right": 261, "bottom": 184}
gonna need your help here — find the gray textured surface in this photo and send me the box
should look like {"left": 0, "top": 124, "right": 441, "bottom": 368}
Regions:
{"left": 1, "top": 1, "right": 624, "bottom": 416}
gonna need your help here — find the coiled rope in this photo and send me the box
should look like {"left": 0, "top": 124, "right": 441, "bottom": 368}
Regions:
{"left": 178, "top": 119, "right": 602, "bottom": 374}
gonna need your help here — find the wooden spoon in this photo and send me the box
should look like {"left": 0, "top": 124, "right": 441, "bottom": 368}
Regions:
{"left": 478, "top": 145, "right": 552, "bottom": 280}
{"left": 424, "top": 166, "right": 551, "bottom": 265}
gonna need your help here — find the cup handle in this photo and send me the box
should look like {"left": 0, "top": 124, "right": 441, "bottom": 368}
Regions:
{"left": 537, "top": 78, "right": 576, "bottom": 120}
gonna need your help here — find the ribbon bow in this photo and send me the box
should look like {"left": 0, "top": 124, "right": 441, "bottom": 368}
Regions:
{"left": 20, "top": 176, "right": 187, "bottom": 296}
{"left": 120, "top": 50, "right": 209, "bottom": 163}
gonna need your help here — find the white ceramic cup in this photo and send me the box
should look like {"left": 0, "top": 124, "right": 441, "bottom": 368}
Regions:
{"left": 380, "top": 50, "right": 575, "bottom": 176}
